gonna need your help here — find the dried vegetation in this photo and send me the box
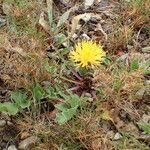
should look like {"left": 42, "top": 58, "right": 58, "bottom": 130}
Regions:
{"left": 0, "top": 0, "right": 150, "bottom": 149}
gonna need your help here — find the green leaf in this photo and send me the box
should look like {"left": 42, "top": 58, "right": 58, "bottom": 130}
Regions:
{"left": 11, "top": 91, "right": 30, "bottom": 108}
{"left": 44, "top": 59, "right": 57, "bottom": 74}
{"left": 102, "top": 56, "right": 111, "bottom": 66}
{"left": 55, "top": 107, "right": 77, "bottom": 125}
{"left": 33, "top": 83, "right": 45, "bottom": 101}
{"left": 69, "top": 94, "right": 85, "bottom": 108}
{"left": 116, "top": 54, "right": 128, "bottom": 62}
{"left": 60, "top": 48, "right": 70, "bottom": 56}
{"left": 138, "top": 122, "right": 150, "bottom": 134}
{"left": 56, "top": 9, "right": 71, "bottom": 29}
{"left": 46, "top": 86, "right": 58, "bottom": 99}
{"left": 0, "top": 102, "right": 19, "bottom": 115}
{"left": 55, "top": 103, "right": 68, "bottom": 111}
{"left": 130, "top": 58, "right": 139, "bottom": 71}
{"left": 114, "top": 79, "right": 123, "bottom": 90}
{"left": 55, "top": 33, "right": 67, "bottom": 45}
{"left": 47, "top": 0, "right": 53, "bottom": 27}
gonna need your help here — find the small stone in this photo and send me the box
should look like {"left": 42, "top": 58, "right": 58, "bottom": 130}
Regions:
{"left": 81, "top": 33, "right": 90, "bottom": 40}
{"left": 19, "top": 136, "right": 38, "bottom": 150}
{"left": 0, "top": 120, "right": 6, "bottom": 127}
{"left": 142, "top": 47, "right": 150, "bottom": 53}
{"left": 114, "top": 132, "right": 122, "bottom": 140}
{"left": 62, "top": 42, "right": 68, "bottom": 47}
{"left": 7, "top": 121, "right": 13, "bottom": 126}
{"left": 142, "top": 114, "right": 150, "bottom": 123}
{"left": 7, "top": 145, "right": 18, "bottom": 150}
{"left": 84, "top": 93, "right": 92, "bottom": 97}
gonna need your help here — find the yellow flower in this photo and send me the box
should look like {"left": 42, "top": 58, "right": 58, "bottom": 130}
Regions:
{"left": 70, "top": 41, "right": 106, "bottom": 68}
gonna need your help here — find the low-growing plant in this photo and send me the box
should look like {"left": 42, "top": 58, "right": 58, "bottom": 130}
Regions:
{"left": 138, "top": 122, "right": 150, "bottom": 134}
{"left": 0, "top": 91, "right": 30, "bottom": 115}
{"left": 114, "top": 132, "right": 149, "bottom": 150}
{"left": 55, "top": 93, "right": 87, "bottom": 125}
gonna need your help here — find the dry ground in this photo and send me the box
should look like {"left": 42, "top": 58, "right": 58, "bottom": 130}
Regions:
{"left": 0, "top": 0, "right": 150, "bottom": 150}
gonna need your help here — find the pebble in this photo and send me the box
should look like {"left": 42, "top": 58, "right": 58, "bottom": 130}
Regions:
{"left": 114, "top": 132, "right": 122, "bottom": 140}
{"left": 142, "top": 114, "right": 150, "bottom": 123}
{"left": 0, "top": 120, "right": 6, "bottom": 127}
{"left": 18, "top": 136, "right": 38, "bottom": 150}
{"left": 81, "top": 33, "right": 91, "bottom": 40}
{"left": 7, "top": 121, "right": 13, "bottom": 126}
{"left": 7, "top": 145, "right": 18, "bottom": 150}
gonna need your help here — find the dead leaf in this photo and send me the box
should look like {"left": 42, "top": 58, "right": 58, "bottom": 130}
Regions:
{"left": 38, "top": 12, "right": 53, "bottom": 35}
{"left": 3, "top": 38, "right": 27, "bottom": 56}
{"left": 70, "top": 13, "right": 101, "bottom": 36}
{"left": 56, "top": 6, "right": 77, "bottom": 29}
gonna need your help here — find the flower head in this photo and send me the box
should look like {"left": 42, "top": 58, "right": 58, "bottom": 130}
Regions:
{"left": 70, "top": 41, "right": 106, "bottom": 68}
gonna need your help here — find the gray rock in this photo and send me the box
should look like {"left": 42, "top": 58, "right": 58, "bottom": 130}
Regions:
{"left": 142, "top": 47, "right": 150, "bottom": 53}
{"left": 114, "top": 132, "right": 122, "bottom": 140}
{"left": 7, "top": 145, "right": 18, "bottom": 150}
{"left": 0, "top": 120, "right": 6, "bottom": 127}
{"left": 18, "top": 136, "right": 38, "bottom": 150}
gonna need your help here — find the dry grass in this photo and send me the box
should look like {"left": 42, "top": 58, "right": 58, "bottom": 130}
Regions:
{"left": 0, "top": 0, "right": 149, "bottom": 149}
